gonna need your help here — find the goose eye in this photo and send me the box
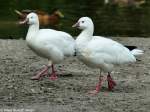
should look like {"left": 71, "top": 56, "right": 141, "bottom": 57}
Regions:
{"left": 81, "top": 21, "right": 84, "bottom": 23}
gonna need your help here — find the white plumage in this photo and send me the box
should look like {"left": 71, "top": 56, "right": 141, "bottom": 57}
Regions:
{"left": 27, "top": 29, "right": 75, "bottom": 63}
{"left": 73, "top": 17, "right": 143, "bottom": 95}
{"left": 21, "top": 13, "right": 75, "bottom": 80}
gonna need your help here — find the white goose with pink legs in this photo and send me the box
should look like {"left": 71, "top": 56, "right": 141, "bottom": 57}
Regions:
{"left": 72, "top": 17, "right": 143, "bottom": 95}
{"left": 20, "top": 13, "right": 75, "bottom": 80}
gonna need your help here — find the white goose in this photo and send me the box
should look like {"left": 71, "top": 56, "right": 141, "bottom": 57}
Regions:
{"left": 20, "top": 13, "right": 75, "bottom": 80}
{"left": 72, "top": 17, "right": 143, "bottom": 95}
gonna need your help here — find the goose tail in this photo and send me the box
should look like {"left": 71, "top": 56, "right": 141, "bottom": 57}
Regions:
{"left": 131, "top": 49, "right": 144, "bottom": 56}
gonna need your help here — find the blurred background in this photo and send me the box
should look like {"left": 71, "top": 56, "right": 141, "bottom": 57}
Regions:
{"left": 0, "top": 0, "right": 150, "bottom": 39}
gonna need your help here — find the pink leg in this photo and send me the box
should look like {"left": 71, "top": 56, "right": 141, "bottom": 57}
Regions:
{"left": 31, "top": 66, "right": 49, "bottom": 80}
{"left": 89, "top": 76, "right": 105, "bottom": 95}
{"left": 107, "top": 73, "right": 116, "bottom": 91}
{"left": 49, "top": 64, "right": 58, "bottom": 80}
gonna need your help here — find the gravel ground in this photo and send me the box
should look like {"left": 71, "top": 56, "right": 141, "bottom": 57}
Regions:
{"left": 0, "top": 37, "right": 150, "bottom": 112}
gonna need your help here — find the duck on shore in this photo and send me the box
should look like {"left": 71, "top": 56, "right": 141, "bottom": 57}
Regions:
{"left": 73, "top": 17, "right": 143, "bottom": 95}
{"left": 19, "top": 12, "right": 75, "bottom": 80}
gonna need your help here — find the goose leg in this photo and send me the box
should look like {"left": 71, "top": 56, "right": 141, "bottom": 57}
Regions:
{"left": 49, "top": 64, "right": 58, "bottom": 80}
{"left": 31, "top": 65, "right": 50, "bottom": 80}
{"left": 89, "top": 70, "right": 105, "bottom": 95}
{"left": 107, "top": 72, "right": 116, "bottom": 90}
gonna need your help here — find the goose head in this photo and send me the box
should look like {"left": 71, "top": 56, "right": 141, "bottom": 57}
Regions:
{"left": 72, "top": 17, "right": 94, "bottom": 30}
{"left": 19, "top": 13, "right": 39, "bottom": 25}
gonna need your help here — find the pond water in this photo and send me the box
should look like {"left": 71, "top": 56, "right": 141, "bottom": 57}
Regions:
{"left": 0, "top": 0, "right": 150, "bottom": 39}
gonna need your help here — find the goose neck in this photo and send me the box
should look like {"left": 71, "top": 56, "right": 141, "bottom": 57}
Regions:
{"left": 26, "top": 24, "right": 39, "bottom": 40}
{"left": 80, "top": 27, "right": 93, "bottom": 37}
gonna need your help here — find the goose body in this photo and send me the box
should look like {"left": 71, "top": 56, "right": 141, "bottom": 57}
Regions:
{"left": 73, "top": 17, "right": 143, "bottom": 94}
{"left": 21, "top": 13, "right": 75, "bottom": 80}
{"left": 76, "top": 36, "right": 137, "bottom": 72}
{"left": 26, "top": 29, "right": 75, "bottom": 63}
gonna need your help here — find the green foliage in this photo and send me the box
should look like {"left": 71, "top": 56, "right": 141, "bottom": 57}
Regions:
{"left": 0, "top": 0, "right": 150, "bottom": 38}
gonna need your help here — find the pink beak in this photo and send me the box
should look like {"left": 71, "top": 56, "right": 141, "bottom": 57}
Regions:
{"left": 19, "top": 18, "right": 29, "bottom": 25}
{"left": 72, "top": 22, "right": 80, "bottom": 28}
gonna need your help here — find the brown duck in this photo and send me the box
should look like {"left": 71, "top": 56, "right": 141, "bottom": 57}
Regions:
{"left": 15, "top": 9, "right": 64, "bottom": 27}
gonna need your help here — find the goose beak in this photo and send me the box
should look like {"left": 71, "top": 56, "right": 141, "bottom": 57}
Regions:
{"left": 72, "top": 22, "right": 79, "bottom": 28}
{"left": 19, "top": 18, "right": 29, "bottom": 25}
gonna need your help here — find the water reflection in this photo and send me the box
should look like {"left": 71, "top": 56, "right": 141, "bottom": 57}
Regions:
{"left": 0, "top": 0, "right": 150, "bottom": 39}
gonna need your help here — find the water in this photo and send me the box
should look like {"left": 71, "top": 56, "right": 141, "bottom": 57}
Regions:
{"left": 0, "top": 0, "right": 150, "bottom": 39}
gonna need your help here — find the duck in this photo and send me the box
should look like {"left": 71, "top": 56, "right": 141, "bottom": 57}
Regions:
{"left": 15, "top": 8, "right": 64, "bottom": 27}
{"left": 72, "top": 17, "right": 143, "bottom": 95}
{"left": 19, "top": 12, "right": 75, "bottom": 80}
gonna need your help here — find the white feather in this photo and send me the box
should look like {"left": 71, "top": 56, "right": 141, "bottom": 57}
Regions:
{"left": 74, "top": 17, "right": 142, "bottom": 73}
{"left": 25, "top": 13, "right": 75, "bottom": 64}
{"left": 130, "top": 49, "right": 144, "bottom": 56}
